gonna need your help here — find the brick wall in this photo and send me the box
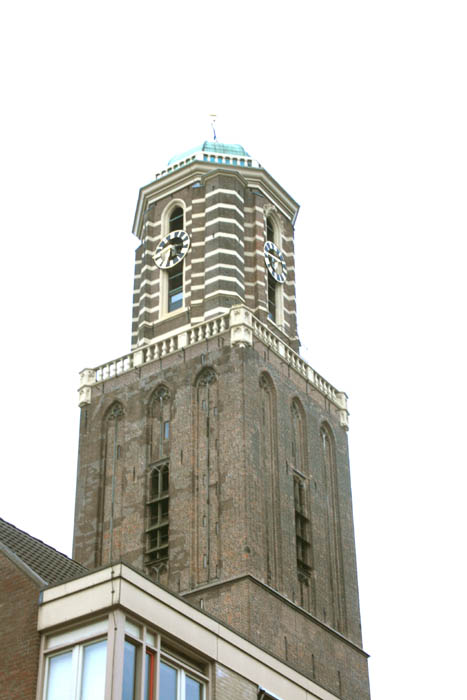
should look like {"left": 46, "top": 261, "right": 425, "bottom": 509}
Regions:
{"left": 0, "top": 552, "right": 40, "bottom": 700}
{"left": 73, "top": 337, "right": 369, "bottom": 699}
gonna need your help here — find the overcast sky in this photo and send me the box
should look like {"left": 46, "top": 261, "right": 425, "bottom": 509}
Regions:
{"left": 1, "top": 2, "right": 466, "bottom": 698}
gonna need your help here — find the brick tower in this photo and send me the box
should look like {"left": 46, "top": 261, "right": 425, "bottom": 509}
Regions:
{"left": 74, "top": 141, "right": 371, "bottom": 699}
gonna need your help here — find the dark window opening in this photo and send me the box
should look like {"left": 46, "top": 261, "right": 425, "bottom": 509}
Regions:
{"left": 268, "top": 275, "right": 277, "bottom": 322}
{"left": 146, "top": 463, "right": 169, "bottom": 566}
{"left": 168, "top": 263, "right": 183, "bottom": 312}
{"left": 294, "top": 476, "right": 311, "bottom": 576}
{"left": 266, "top": 217, "right": 274, "bottom": 243}
{"left": 169, "top": 206, "right": 184, "bottom": 232}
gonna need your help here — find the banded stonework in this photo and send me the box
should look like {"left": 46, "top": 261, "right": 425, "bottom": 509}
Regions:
{"left": 131, "top": 162, "right": 300, "bottom": 353}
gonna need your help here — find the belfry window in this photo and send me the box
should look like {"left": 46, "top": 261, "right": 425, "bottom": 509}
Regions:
{"left": 266, "top": 217, "right": 274, "bottom": 243}
{"left": 168, "top": 263, "right": 183, "bottom": 312}
{"left": 268, "top": 274, "right": 277, "bottom": 322}
{"left": 166, "top": 205, "right": 185, "bottom": 314}
{"left": 266, "top": 216, "right": 278, "bottom": 322}
{"left": 169, "top": 206, "right": 184, "bottom": 231}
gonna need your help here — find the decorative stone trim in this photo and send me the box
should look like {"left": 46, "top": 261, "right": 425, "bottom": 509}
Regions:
{"left": 77, "top": 305, "right": 348, "bottom": 425}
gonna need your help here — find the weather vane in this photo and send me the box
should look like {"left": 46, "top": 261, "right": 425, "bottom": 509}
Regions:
{"left": 209, "top": 113, "right": 217, "bottom": 141}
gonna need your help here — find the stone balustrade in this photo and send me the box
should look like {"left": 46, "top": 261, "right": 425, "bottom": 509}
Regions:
{"left": 79, "top": 306, "right": 348, "bottom": 427}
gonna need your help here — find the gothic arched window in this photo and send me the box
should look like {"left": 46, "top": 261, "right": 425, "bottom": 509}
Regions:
{"left": 146, "top": 386, "right": 172, "bottom": 583}
{"left": 291, "top": 399, "right": 306, "bottom": 474}
{"left": 321, "top": 424, "right": 346, "bottom": 633}
{"left": 194, "top": 368, "right": 219, "bottom": 584}
{"left": 149, "top": 385, "right": 171, "bottom": 460}
{"left": 259, "top": 372, "right": 280, "bottom": 586}
{"left": 97, "top": 402, "right": 124, "bottom": 566}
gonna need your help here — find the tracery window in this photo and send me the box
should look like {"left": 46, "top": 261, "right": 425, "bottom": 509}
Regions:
{"left": 146, "top": 463, "right": 169, "bottom": 567}
{"left": 294, "top": 476, "right": 310, "bottom": 571}
{"left": 146, "top": 387, "right": 172, "bottom": 579}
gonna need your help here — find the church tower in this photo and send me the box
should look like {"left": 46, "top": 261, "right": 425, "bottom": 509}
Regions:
{"left": 74, "top": 141, "right": 371, "bottom": 699}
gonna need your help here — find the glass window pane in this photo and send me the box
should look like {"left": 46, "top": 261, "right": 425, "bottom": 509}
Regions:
{"left": 46, "top": 651, "right": 73, "bottom": 700}
{"left": 122, "top": 640, "right": 137, "bottom": 700}
{"left": 186, "top": 676, "right": 202, "bottom": 700}
{"left": 81, "top": 640, "right": 107, "bottom": 700}
{"left": 160, "top": 662, "right": 177, "bottom": 700}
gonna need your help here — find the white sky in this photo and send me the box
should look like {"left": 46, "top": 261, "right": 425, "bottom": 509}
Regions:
{"left": 1, "top": 2, "right": 466, "bottom": 698}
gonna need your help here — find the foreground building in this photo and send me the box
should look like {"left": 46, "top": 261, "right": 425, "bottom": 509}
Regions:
{"left": 0, "top": 140, "right": 370, "bottom": 699}
{"left": 0, "top": 520, "right": 342, "bottom": 699}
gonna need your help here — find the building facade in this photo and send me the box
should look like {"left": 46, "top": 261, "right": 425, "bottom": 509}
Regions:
{"left": 74, "top": 141, "right": 371, "bottom": 699}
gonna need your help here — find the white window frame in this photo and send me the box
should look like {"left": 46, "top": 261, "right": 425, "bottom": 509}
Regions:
{"left": 265, "top": 213, "right": 284, "bottom": 329}
{"left": 42, "top": 635, "right": 108, "bottom": 700}
{"left": 159, "top": 200, "right": 188, "bottom": 321}
{"left": 123, "top": 618, "right": 209, "bottom": 700}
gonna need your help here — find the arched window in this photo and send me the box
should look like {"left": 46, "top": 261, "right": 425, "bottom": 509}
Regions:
{"left": 291, "top": 399, "right": 306, "bottom": 474}
{"left": 156, "top": 203, "right": 187, "bottom": 317}
{"left": 149, "top": 385, "right": 171, "bottom": 460}
{"left": 266, "top": 216, "right": 277, "bottom": 322}
{"left": 97, "top": 402, "right": 124, "bottom": 566}
{"left": 291, "top": 399, "right": 313, "bottom": 610}
{"left": 264, "top": 214, "right": 284, "bottom": 326}
{"left": 194, "top": 368, "right": 220, "bottom": 584}
{"left": 146, "top": 386, "right": 172, "bottom": 583}
{"left": 321, "top": 424, "right": 346, "bottom": 633}
{"left": 167, "top": 206, "right": 185, "bottom": 313}
{"left": 169, "top": 206, "right": 183, "bottom": 232}
{"left": 259, "top": 372, "right": 279, "bottom": 586}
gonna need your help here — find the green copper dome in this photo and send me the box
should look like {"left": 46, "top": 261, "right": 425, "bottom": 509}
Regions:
{"left": 168, "top": 141, "right": 250, "bottom": 165}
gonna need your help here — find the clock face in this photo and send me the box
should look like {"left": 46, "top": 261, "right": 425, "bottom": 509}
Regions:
{"left": 153, "top": 230, "right": 191, "bottom": 269}
{"left": 264, "top": 241, "right": 287, "bottom": 283}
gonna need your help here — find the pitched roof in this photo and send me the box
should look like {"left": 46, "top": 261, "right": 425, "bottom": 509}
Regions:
{"left": 0, "top": 517, "right": 87, "bottom": 586}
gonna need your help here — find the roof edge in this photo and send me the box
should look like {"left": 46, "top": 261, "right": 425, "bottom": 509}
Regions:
{"left": 0, "top": 541, "right": 47, "bottom": 587}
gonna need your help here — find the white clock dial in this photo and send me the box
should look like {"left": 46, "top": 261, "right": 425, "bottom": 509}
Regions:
{"left": 153, "top": 230, "right": 190, "bottom": 269}
{"left": 264, "top": 241, "right": 287, "bottom": 283}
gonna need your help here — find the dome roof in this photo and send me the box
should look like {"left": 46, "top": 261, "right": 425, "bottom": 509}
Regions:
{"left": 168, "top": 141, "right": 250, "bottom": 165}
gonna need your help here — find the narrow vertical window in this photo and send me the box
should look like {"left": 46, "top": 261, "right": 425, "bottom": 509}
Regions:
{"left": 144, "top": 651, "right": 156, "bottom": 700}
{"left": 169, "top": 206, "right": 183, "bottom": 231}
{"left": 147, "top": 386, "right": 172, "bottom": 581}
{"left": 168, "top": 263, "right": 184, "bottom": 312}
{"left": 294, "top": 476, "right": 311, "bottom": 575}
{"left": 146, "top": 463, "right": 169, "bottom": 567}
{"left": 122, "top": 640, "right": 137, "bottom": 700}
{"left": 150, "top": 386, "right": 171, "bottom": 461}
{"left": 266, "top": 216, "right": 277, "bottom": 322}
{"left": 167, "top": 206, "right": 184, "bottom": 313}
{"left": 321, "top": 425, "right": 346, "bottom": 633}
